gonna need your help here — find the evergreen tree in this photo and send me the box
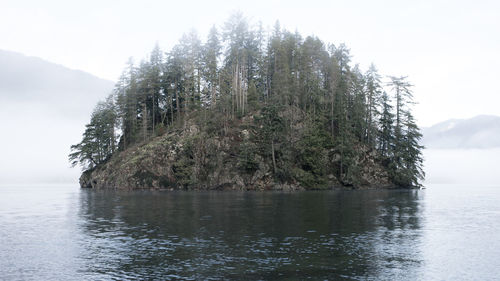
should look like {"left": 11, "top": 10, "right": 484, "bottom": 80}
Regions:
{"left": 386, "top": 76, "right": 423, "bottom": 187}
{"left": 400, "top": 111, "right": 425, "bottom": 187}
{"left": 69, "top": 99, "right": 117, "bottom": 169}
{"left": 365, "top": 64, "right": 382, "bottom": 147}
{"left": 148, "top": 43, "right": 163, "bottom": 136}
{"left": 378, "top": 91, "right": 394, "bottom": 158}
{"left": 115, "top": 58, "right": 138, "bottom": 149}
{"left": 388, "top": 76, "right": 413, "bottom": 133}
{"left": 203, "top": 25, "right": 221, "bottom": 108}
{"left": 255, "top": 103, "right": 285, "bottom": 175}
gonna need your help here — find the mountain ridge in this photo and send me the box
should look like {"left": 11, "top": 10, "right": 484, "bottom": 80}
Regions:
{"left": 0, "top": 49, "right": 114, "bottom": 117}
{"left": 422, "top": 115, "right": 500, "bottom": 149}
{"left": 0, "top": 49, "right": 115, "bottom": 184}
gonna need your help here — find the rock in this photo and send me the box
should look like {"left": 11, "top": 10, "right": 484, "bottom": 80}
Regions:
{"left": 80, "top": 115, "right": 396, "bottom": 191}
{"left": 241, "top": 129, "right": 250, "bottom": 140}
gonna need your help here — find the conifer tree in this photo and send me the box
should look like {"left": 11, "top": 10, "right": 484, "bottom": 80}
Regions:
{"left": 69, "top": 99, "right": 117, "bottom": 169}
{"left": 365, "top": 64, "right": 382, "bottom": 147}
{"left": 400, "top": 111, "right": 425, "bottom": 186}
{"left": 203, "top": 26, "right": 221, "bottom": 108}
{"left": 387, "top": 76, "right": 423, "bottom": 187}
{"left": 378, "top": 91, "right": 394, "bottom": 158}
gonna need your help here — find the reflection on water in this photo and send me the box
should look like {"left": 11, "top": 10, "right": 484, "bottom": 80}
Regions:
{"left": 77, "top": 190, "right": 423, "bottom": 280}
{"left": 3, "top": 185, "right": 500, "bottom": 280}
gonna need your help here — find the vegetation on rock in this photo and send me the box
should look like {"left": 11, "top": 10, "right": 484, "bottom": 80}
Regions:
{"left": 71, "top": 13, "right": 424, "bottom": 189}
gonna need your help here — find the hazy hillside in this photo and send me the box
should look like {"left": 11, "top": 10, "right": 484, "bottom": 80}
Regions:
{"left": 0, "top": 50, "right": 114, "bottom": 183}
{"left": 423, "top": 115, "right": 500, "bottom": 185}
{"left": 0, "top": 49, "right": 114, "bottom": 118}
{"left": 422, "top": 115, "right": 500, "bottom": 149}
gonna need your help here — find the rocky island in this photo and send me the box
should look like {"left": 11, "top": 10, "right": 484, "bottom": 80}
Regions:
{"left": 71, "top": 14, "right": 424, "bottom": 190}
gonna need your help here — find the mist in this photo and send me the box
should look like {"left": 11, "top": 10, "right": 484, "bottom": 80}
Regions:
{"left": 424, "top": 148, "right": 500, "bottom": 185}
{"left": 0, "top": 102, "right": 84, "bottom": 183}
{"left": 0, "top": 50, "right": 113, "bottom": 184}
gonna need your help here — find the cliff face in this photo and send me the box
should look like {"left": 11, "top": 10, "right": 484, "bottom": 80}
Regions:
{"left": 80, "top": 114, "right": 395, "bottom": 190}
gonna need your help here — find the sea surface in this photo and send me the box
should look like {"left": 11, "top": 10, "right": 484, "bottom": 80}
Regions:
{"left": 0, "top": 184, "right": 499, "bottom": 280}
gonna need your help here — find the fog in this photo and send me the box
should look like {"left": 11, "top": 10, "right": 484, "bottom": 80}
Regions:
{"left": 0, "top": 50, "right": 114, "bottom": 118}
{"left": 0, "top": 51, "right": 113, "bottom": 184}
{"left": 0, "top": 103, "right": 111, "bottom": 183}
{"left": 424, "top": 149, "right": 500, "bottom": 186}
{"left": 2, "top": 102, "right": 498, "bottom": 185}
{"left": 1, "top": 1, "right": 499, "bottom": 185}
{"left": 422, "top": 115, "right": 500, "bottom": 149}
{"left": 0, "top": 102, "right": 83, "bottom": 183}
{"left": 2, "top": 0, "right": 500, "bottom": 127}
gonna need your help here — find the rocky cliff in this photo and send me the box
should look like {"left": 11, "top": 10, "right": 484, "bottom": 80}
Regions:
{"left": 80, "top": 113, "right": 395, "bottom": 190}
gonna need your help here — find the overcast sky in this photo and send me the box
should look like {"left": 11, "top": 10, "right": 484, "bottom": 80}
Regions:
{"left": 1, "top": 0, "right": 499, "bottom": 126}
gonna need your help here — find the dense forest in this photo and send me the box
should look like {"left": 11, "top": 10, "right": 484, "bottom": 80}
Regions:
{"left": 70, "top": 13, "right": 424, "bottom": 189}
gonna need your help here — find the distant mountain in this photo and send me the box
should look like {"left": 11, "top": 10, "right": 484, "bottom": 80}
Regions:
{"left": 422, "top": 115, "right": 500, "bottom": 149}
{"left": 0, "top": 49, "right": 114, "bottom": 117}
{"left": 0, "top": 50, "right": 115, "bottom": 184}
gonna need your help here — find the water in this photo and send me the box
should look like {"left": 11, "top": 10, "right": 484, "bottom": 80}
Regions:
{"left": 0, "top": 185, "right": 499, "bottom": 280}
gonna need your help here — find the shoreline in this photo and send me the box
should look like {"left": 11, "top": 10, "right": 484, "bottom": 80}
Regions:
{"left": 80, "top": 183, "right": 412, "bottom": 191}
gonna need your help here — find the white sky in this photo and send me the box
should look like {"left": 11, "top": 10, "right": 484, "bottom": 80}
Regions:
{"left": 1, "top": 0, "right": 499, "bottom": 126}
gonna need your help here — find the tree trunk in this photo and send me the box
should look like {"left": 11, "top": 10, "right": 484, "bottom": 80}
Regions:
{"left": 170, "top": 87, "right": 174, "bottom": 126}
{"left": 271, "top": 140, "right": 277, "bottom": 174}
{"left": 152, "top": 91, "right": 155, "bottom": 136}
{"left": 175, "top": 80, "right": 180, "bottom": 121}
{"left": 143, "top": 104, "right": 148, "bottom": 142}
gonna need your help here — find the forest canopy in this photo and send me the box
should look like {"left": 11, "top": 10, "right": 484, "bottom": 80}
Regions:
{"left": 70, "top": 13, "right": 424, "bottom": 188}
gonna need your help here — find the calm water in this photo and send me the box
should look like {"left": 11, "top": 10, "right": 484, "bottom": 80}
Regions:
{"left": 0, "top": 185, "right": 499, "bottom": 280}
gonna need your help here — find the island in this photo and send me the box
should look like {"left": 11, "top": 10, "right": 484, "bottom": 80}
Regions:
{"left": 70, "top": 14, "right": 424, "bottom": 190}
